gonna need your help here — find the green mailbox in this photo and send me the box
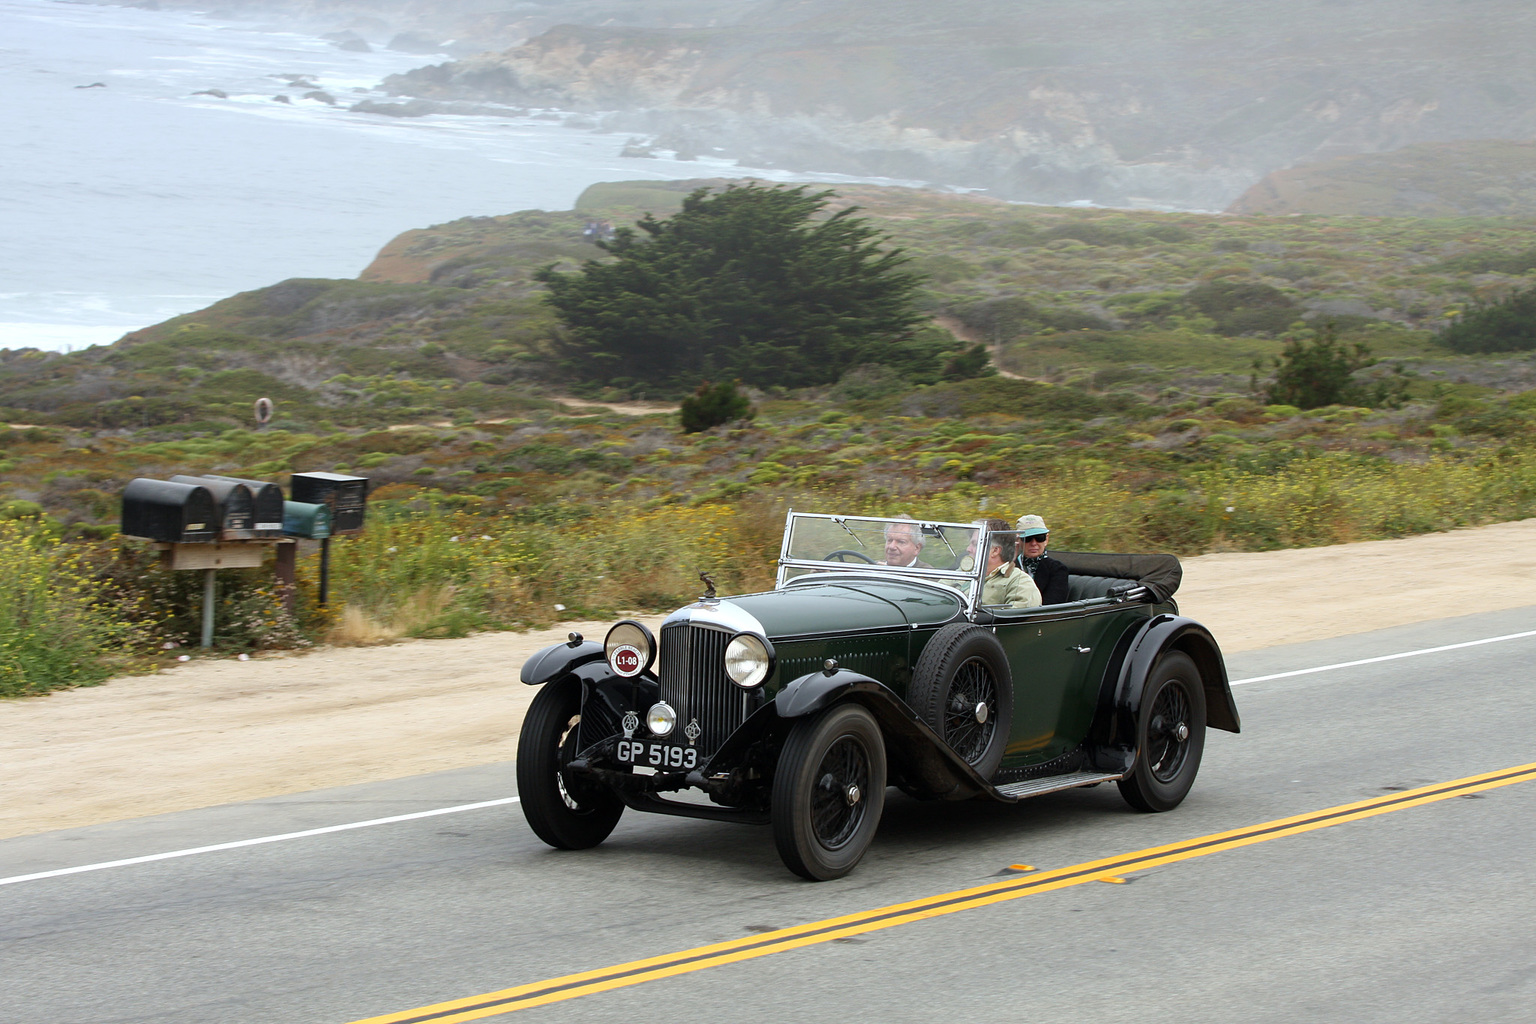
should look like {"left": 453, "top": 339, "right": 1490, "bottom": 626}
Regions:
{"left": 283, "top": 500, "right": 332, "bottom": 540}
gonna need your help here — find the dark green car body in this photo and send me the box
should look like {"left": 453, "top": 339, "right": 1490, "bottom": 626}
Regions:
{"left": 518, "top": 514, "right": 1239, "bottom": 878}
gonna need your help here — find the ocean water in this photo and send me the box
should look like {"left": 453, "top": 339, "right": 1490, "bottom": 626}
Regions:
{"left": 1, "top": 0, "right": 914, "bottom": 352}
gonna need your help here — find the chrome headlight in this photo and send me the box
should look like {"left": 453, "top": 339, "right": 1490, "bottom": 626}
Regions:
{"left": 605, "top": 620, "right": 655, "bottom": 678}
{"left": 724, "top": 632, "right": 773, "bottom": 689}
{"left": 646, "top": 701, "right": 677, "bottom": 737}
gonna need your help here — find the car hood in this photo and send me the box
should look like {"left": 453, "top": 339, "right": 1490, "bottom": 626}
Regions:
{"left": 723, "top": 578, "right": 963, "bottom": 639}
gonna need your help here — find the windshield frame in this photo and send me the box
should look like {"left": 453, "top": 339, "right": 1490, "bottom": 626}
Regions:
{"left": 774, "top": 511, "right": 991, "bottom": 610}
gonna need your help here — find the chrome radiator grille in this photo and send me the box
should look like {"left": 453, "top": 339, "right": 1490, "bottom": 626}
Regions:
{"left": 659, "top": 622, "right": 745, "bottom": 757}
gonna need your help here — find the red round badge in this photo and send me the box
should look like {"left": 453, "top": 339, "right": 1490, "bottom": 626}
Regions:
{"left": 611, "top": 644, "right": 644, "bottom": 677}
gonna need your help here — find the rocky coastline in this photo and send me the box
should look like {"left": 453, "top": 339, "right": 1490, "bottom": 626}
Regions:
{"left": 375, "top": 0, "right": 1536, "bottom": 210}
{"left": 107, "top": 0, "right": 1536, "bottom": 210}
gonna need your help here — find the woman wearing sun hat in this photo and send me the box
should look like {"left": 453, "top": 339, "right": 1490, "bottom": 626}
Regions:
{"left": 1015, "top": 514, "right": 1070, "bottom": 605}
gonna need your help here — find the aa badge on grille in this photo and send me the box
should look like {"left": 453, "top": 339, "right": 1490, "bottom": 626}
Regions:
{"left": 621, "top": 711, "right": 639, "bottom": 739}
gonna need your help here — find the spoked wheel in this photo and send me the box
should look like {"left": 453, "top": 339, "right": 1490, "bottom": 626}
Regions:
{"left": 1118, "top": 651, "right": 1207, "bottom": 812}
{"left": 517, "top": 678, "right": 625, "bottom": 849}
{"left": 908, "top": 623, "right": 1013, "bottom": 780}
{"left": 823, "top": 549, "right": 877, "bottom": 564}
{"left": 943, "top": 658, "right": 1000, "bottom": 765}
{"left": 772, "top": 704, "right": 887, "bottom": 880}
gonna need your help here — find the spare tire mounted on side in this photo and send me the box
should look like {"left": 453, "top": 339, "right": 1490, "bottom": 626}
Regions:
{"left": 908, "top": 622, "right": 1014, "bottom": 780}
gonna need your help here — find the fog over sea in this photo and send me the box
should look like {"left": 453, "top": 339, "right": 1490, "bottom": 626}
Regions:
{"left": 2, "top": 0, "right": 913, "bottom": 353}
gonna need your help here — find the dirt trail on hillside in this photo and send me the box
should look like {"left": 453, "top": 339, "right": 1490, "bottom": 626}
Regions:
{"left": 549, "top": 396, "right": 679, "bottom": 415}
{"left": 4, "top": 520, "right": 1534, "bottom": 839}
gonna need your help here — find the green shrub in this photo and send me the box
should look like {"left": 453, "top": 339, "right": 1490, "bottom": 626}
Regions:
{"left": 1043, "top": 221, "right": 1146, "bottom": 247}
{"left": 1426, "top": 249, "right": 1536, "bottom": 276}
{"left": 1185, "top": 281, "right": 1298, "bottom": 336}
{"left": 829, "top": 363, "right": 908, "bottom": 400}
{"left": 92, "top": 543, "right": 324, "bottom": 654}
{"left": 1438, "top": 288, "right": 1536, "bottom": 353}
{"left": 1255, "top": 324, "right": 1377, "bottom": 409}
{"left": 680, "top": 381, "right": 754, "bottom": 433}
{"left": 0, "top": 520, "right": 139, "bottom": 695}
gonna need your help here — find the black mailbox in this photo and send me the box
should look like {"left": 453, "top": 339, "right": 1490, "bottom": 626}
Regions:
{"left": 171, "top": 475, "right": 256, "bottom": 541}
{"left": 200, "top": 475, "right": 285, "bottom": 539}
{"left": 121, "top": 479, "right": 219, "bottom": 543}
{"left": 290, "top": 472, "right": 368, "bottom": 534}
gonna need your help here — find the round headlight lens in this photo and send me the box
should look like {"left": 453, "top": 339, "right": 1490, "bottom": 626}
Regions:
{"left": 646, "top": 701, "right": 677, "bottom": 737}
{"left": 724, "top": 633, "right": 771, "bottom": 689}
{"left": 605, "top": 620, "right": 654, "bottom": 678}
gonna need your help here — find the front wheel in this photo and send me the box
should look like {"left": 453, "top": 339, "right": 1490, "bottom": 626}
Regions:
{"left": 517, "top": 678, "right": 625, "bottom": 849}
{"left": 772, "top": 704, "right": 887, "bottom": 881}
{"left": 1117, "top": 651, "right": 1206, "bottom": 812}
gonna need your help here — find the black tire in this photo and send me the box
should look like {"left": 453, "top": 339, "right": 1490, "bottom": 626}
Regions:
{"left": 517, "top": 678, "right": 625, "bottom": 849}
{"left": 908, "top": 623, "right": 1013, "bottom": 780}
{"left": 772, "top": 704, "right": 887, "bottom": 881}
{"left": 1117, "top": 651, "right": 1206, "bottom": 813}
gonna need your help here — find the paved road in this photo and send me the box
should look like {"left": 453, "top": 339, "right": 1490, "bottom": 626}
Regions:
{"left": 4, "top": 607, "right": 1535, "bottom": 1024}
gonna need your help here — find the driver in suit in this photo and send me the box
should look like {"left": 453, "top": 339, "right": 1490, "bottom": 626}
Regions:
{"left": 883, "top": 515, "right": 933, "bottom": 568}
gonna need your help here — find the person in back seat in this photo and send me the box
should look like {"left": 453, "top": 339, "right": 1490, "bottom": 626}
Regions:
{"left": 1015, "top": 514, "right": 1070, "bottom": 604}
{"left": 978, "top": 518, "right": 1040, "bottom": 608}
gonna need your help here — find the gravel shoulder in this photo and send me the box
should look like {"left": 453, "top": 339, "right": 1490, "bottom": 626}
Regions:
{"left": 4, "top": 519, "right": 1534, "bottom": 840}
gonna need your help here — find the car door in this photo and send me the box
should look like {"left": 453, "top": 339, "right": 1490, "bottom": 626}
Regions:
{"left": 991, "top": 607, "right": 1096, "bottom": 767}
{"left": 1050, "top": 602, "right": 1151, "bottom": 748}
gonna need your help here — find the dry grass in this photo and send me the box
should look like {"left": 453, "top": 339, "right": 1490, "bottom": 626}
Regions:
{"left": 327, "top": 605, "right": 396, "bottom": 646}
{"left": 327, "top": 585, "right": 459, "bottom": 645}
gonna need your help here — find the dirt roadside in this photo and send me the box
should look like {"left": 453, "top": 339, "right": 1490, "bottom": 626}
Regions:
{"left": 4, "top": 519, "right": 1534, "bottom": 840}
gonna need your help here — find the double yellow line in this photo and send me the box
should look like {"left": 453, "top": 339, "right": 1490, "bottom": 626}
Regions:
{"left": 353, "top": 761, "right": 1536, "bottom": 1023}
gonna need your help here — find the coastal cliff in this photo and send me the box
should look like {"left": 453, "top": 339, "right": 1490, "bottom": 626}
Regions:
{"left": 1227, "top": 140, "right": 1536, "bottom": 218}
{"left": 381, "top": 0, "right": 1536, "bottom": 209}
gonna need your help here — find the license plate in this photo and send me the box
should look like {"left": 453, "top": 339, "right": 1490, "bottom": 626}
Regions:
{"left": 615, "top": 739, "right": 699, "bottom": 770}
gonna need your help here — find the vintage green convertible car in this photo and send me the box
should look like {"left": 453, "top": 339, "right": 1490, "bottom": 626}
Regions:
{"left": 517, "top": 512, "right": 1239, "bottom": 880}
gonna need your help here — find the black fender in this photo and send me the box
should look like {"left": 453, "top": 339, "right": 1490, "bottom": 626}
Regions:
{"left": 774, "top": 668, "right": 987, "bottom": 801}
{"left": 520, "top": 639, "right": 603, "bottom": 685}
{"left": 519, "top": 640, "right": 658, "bottom": 752}
{"left": 1089, "top": 614, "right": 1240, "bottom": 770}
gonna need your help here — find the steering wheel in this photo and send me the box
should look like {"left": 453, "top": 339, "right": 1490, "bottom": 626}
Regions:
{"left": 823, "top": 548, "right": 877, "bottom": 564}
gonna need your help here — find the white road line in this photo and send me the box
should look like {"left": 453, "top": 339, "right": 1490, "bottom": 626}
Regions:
{"left": 0, "top": 796, "right": 520, "bottom": 887}
{"left": 1230, "top": 628, "right": 1536, "bottom": 686}
{"left": 6, "top": 627, "right": 1534, "bottom": 889}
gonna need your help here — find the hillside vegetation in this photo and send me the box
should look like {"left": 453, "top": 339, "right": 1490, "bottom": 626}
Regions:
{"left": 5, "top": 179, "right": 1536, "bottom": 691}
{"left": 5, "top": 178, "right": 1535, "bottom": 431}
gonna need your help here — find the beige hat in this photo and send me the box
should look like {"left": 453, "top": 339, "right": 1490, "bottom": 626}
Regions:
{"left": 1016, "top": 514, "right": 1049, "bottom": 538}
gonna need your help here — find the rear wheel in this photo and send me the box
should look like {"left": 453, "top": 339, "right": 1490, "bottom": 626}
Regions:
{"left": 908, "top": 623, "right": 1013, "bottom": 780}
{"left": 517, "top": 678, "right": 625, "bottom": 849}
{"left": 1117, "top": 651, "right": 1206, "bottom": 812}
{"left": 772, "top": 704, "right": 887, "bottom": 881}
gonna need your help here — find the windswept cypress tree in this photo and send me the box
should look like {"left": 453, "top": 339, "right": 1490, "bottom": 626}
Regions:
{"left": 535, "top": 184, "right": 930, "bottom": 389}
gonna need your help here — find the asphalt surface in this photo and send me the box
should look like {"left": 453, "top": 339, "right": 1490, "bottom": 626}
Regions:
{"left": 4, "top": 606, "right": 1535, "bottom": 1024}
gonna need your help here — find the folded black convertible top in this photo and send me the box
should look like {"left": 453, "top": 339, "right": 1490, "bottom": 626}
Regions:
{"left": 1049, "top": 551, "right": 1182, "bottom": 603}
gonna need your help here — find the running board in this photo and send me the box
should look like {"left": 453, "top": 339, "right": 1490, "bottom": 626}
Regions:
{"left": 993, "top": 771, "right": 1124, "bottom": 801}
